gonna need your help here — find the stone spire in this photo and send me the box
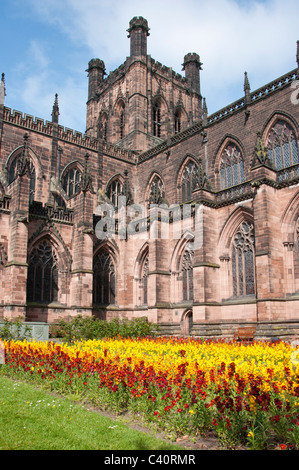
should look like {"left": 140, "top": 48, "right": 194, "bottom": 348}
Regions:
{"left": 0, "top": 73, "right": 6, "bottom": 106}
{"left": 297, "top": 40, "right": 299, "bottom": 78}
{"left": 51, "top": 93, "right": 59, "bottom": 123}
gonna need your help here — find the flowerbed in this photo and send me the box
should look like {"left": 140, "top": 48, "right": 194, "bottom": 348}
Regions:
{"left": 1, "top": 336, "right": 299, "bottom": 449}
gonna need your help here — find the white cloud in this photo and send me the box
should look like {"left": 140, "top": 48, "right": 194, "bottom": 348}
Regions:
{"left": 9, "top": 0, "right": 299, "bottom": 131}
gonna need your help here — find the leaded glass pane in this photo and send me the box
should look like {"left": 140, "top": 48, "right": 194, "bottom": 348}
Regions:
{"left": 232, "top": 222, "right": 255, "bottom": 297}
{"left": 233, "top": 161, "right": 239, "bottom": 186}
{"left": 239, "top": 160, "right": 245, "bottom": 183}
{"left": 245, "top": 249, "right": 255, "bottom": 295}
{"left": 238, "top": 249, "right": 244, "bottom": 296}
{"left": 283, "top": 141, "right": 291, "bottom": 167}
{"left": 232, "top": 247, "right": 237, "bottom": 296}
{"left": 226, "top": 166, "right": 232, "bottom": 187}
{"left": 292, "top": 139, "right": 299, "bottom": 164}
{"left": 275, "top": 146, "right": 282, "bottom": 170}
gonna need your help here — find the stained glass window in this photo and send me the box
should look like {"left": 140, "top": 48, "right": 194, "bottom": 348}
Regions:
{"left": 267, "top": 120, "right": 299, "bottom": 169}
{"left": 232, "top": 222, "right": 255, "bottom": 297}
{"left": 107, "top": 179, "right": 123, "bottom": 207}
{"left": 149, "top": 175, "right": 165, "bottom": 205}
{"left": 181, "top": 242, "right": 194, "bottom": 301}
{"left": 181, "top": 161, "right": 198, "bottom": 202}
{"left": 93, "top": 251, "right": 116, "bottom": 305}
{"left": 62, "top": 167, "right": 81, "bottom": 197}
{"left": 220, "top": 143, "right": 245, "bottom": 189}
{"left": 27, "top": 240, "right": 58, "bottom": 303}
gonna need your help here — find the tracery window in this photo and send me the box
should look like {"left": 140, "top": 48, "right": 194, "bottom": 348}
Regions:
{"left": 232, "top": 222, "right": 255, "bottom": 297}
{"left": 27, "top": 240, "right": 58, "bottom": 303}
{"left": 9, "top": 156, "right": 36, "bottom": 203}
{"left": 148, "top": 175, "right": 165, "bottom": 205}
{"left": 93, "top": 251, "right": 116, "bottom": 305}
{"left": 181, "top": 161, "right": 198, "bottom": 202}
{"left": 153, "top": 102, "right": 162, "bottom": 138}
{"left": 220, "top": 143, "right": 245, "bottom": 190}
{"left": 267, "top": 120, "right": 299, "bottom": 170}
{"left": 62, "top": 167, "right": 81, "bottom": 197}
{"left": 107, "top": 179, "right": 123, "bottom": 207}
{"left": 181, "top": 242, "right": 194, "bottom": 302}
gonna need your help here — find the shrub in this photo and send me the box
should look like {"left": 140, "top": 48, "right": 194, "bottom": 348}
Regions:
{"left": 50, "top": 315, "right": 158, "bottom": 342}
{"left": 0, "top": 317, "right": 32, "bottom": 341}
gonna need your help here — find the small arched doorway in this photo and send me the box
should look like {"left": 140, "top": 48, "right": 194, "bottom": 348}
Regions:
{"left": 181, "top": 309, "right": 193, "bottom": 336}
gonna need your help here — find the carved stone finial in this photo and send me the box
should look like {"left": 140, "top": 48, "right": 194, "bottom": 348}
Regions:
{"left": 0, "top": 73, "right": 6, "bottom": 106}
{"left": 251, "top": 131, "right": 271, "bottom": 167}
{"left": 52, "top": 93, "right": 59, "bottom": 123}
{"left": 81, "top": 153, "right": 94, "bottom": 193}
{"left": 122, "top": 170, "right": 133, "bottom": 205}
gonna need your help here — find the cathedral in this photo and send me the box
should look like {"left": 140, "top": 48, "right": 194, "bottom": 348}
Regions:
{"left": 0, "top": 17, "right": 299, "bottom": 339}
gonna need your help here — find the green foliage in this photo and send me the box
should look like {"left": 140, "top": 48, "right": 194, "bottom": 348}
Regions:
{"left": 0, "top": 376, "right": 179, "bottom": 450}
{"left": 0, "top": 317, "right": 32, "bottom": 341}
{"left": 50, "top": 316, "right": 159, "bottom": 343}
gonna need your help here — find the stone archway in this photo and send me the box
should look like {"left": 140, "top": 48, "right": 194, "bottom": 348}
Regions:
{"left": 181, "top": 309, "right": 193, "bottom": 336}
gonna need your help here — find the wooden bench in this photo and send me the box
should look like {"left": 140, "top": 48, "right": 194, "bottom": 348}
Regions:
{"left": 233, "top": 326, "right": 256, "bottom": 342}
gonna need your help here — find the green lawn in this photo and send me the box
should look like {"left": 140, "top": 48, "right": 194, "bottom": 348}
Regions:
{"left": 0, "top": 376, "right": 180, "bottom": 450}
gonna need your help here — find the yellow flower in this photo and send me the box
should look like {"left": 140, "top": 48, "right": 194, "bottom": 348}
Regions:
{"left": 248, "top": 431, "right": 254, "bottom": 438}
{"left": 188, "top": 409, "right": 194, "bottom": 415}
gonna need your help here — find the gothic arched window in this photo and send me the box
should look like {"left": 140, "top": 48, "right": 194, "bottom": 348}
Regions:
{"left": 181, "top": 242, "right": 194, "bottom": 301}
{"left": 148, "top": 175, "right": 165, "bottom": 205}
{"left": 220, "top": 143, "right": 245, "bottom": 189}
{"left": 232, "top": 222, "right": 255, "bottom": 297}
{"left": 267, "top": 120, "right": 299, "bottom": 170}
{"left": 181, "top": 161, "right": 198, "bottom": 203}
{"left": 107, "top": 179, "right": 123, "bottom": 207}
{"left": 153, "top": 102, "right": 162, "bottom": 138}
{"left": 62, "top": 167, "right": 81, "bottom": 197}
{"left": 93, "top": 251, "right": 116, "bottom": 305}
{"left": 9, "top": 156, "right": 36, "bottom": 203}
{"left": 27, "top": 240, "right": 58, "bottom": 303}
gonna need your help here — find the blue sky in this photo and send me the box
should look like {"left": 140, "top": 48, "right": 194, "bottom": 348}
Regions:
{"left": 0, "top": 0, "right": 298, "bottom": 133}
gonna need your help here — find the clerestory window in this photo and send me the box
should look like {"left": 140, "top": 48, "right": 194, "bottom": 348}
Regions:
{"left": 220, "top": 143, "right": 245, "bottom": 189}
{"left": 267, "top": 120, "right": 299, "bottom": 170}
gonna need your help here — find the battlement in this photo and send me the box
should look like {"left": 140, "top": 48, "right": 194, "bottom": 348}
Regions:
{"left": 3, "top": 106, "right": 98, "bottom": 150}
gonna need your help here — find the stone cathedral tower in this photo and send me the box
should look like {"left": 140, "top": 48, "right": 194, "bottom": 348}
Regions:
{"left": 86, "top": 17, "right": 203, "bottom": 151}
